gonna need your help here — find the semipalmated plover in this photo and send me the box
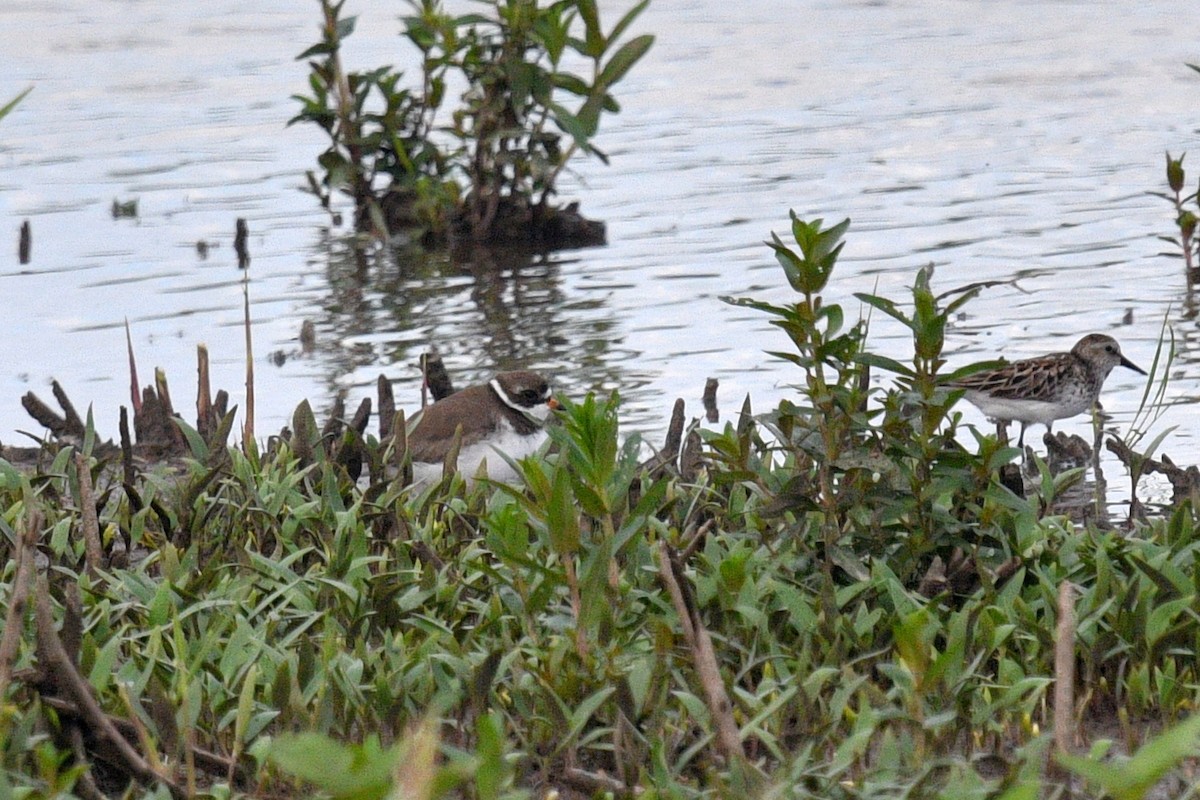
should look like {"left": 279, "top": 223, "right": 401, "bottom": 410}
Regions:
{"left": 408, "top": 370, "right": 557, "bottom": 484}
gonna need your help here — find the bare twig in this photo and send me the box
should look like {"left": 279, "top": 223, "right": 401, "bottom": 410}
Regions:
{"left": 656, "top": 542, "right": 744, "bottom": 763}
{"left": 38, "top": 695, "right": 250, "bottom": 786}
{"left": 125, "top": 319, "right": 141, "bottom": 416}
{"left": 66, "top": 725, "right": 108, "bottom": 800}
{"left": 1053, "top": 582, "right": 1077, "bottom": 760}
{"left": 378, "top": 375, "right": 395, "bottom": 440}
{"left": 34, "top": 577, "right": 187, "bottom": 800}
{"left": 19, "top": 219, "right": 31, "bottom": 265}
{"left": 0, "top": 509, "right": 41, "bottom": 698}
{"left": 52, "top": 380, "right": 86, "bottom": 437}
{"left": 679, "top": 518, "right": 715, "bottom": 564}
{"left": 420, "top": 350, "right": 455, "bottom": 403}
{"left": 242, "top": 273, "right": 255, "bottom": 448}
{"left": 702, "top": 378, "right": 719, "bottom": 423}
{"left": 119, "top": 406, "right": 135, "bottom": 486}
{"left": 21, "top": 381, "right": 87, "bottom": 439}
{"left": 391, "top": 410, "right": 412, "bottom": 488}
{"left": 234, "top": 217, "right": 250, "bottom": 270}
{"left": 75, "top": 452, "right": 105, "bottom": 577}
{"left": 1107, "top": 437, "right": 1200, "bottom": 508}
{"left": 197, "top": 343, "right": 214, "bottom": 443}
{"left": 563, "top": 766, "right": 638, "bottom": 796}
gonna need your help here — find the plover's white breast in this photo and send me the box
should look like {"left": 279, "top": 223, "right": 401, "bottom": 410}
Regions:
{"left": 411, "top": 420, "right": 548, "bottom": 486}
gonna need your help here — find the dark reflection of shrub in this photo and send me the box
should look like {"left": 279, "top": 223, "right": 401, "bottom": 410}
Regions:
{"left": 291, "top": 0, "right": 653, "bottom": 250}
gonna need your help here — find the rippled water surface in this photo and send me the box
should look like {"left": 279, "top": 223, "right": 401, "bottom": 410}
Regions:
{"left": 2, "top": 0, "right": 1198, "bottom": 491}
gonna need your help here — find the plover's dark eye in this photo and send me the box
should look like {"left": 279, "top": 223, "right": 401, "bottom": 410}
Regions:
{"left": 520, "top": 389, "right": 540, "bottom": 403}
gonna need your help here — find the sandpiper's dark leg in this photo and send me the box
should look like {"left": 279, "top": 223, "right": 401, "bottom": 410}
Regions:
{"left": 1017, "top": 422, "right": 1027, "bottom": 448}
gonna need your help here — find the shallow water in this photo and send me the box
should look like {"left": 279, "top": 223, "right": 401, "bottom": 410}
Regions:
{"left": 2, "top": 1, "right": 1198, "bottom": 504}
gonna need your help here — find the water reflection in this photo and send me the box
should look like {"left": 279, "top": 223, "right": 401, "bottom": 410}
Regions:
{"left": 299, "top": 235, "right": 637, "bottom": 425}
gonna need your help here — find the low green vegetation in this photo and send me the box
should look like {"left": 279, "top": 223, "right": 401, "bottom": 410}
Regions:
{"left": 4, "top": 212, "right": 1200, "bottom": 799}
{"left": 291, "top": 0, "right": 652, "bottom": 246}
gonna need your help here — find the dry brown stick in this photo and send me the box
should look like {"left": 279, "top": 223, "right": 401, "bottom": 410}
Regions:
{"left": 21, "top": 391, "right": 68, "bottom": 435}
{"left": 197, "top": 343, "right": 213, "bottom": 443}
{"left": 1107, "top": 437, "right": 1200, "bottom": 506}
{"left": 1053, "top": 581, "right": 1077, "bottom": 760}
{"left": 378, "top": 375, "right": 395, "bottom": 440}
{"left": 656, "top": 542, "right": 744, "bottom": 763}
{"left": 52, "top": 380, "right": 86, "bottom": 438}
{"left": 155, "top": 369, "right": 187, "bottom": 452}
{"left": 348, "top": 397, "right": 371, "bottom": 434}
{"left": 321, "top": 395, "right": 346, "bottom": 443}
{"left": 0, "top": 509, "right": 42, "bottom": 698}
{"left": 656, "top": 542, "right": 695, "bottom": 644}
{"left": 234, "top": 217, "right": 250, "bottom": 270}
{"left": 420, "top": 350, "right": 454, "bottom": 403}
{"left": 19, "top": 219, "right": 31, "bottom": 265}
{"left": 75, "top": 452, "right": 105, "bottom": 577}
{"left": 34, "top": 577, "right": 187, "bottom": 800}
{"left": 66, "top": 725, "right": 108, "bottom": 800}
{"left": 241, "top": 275, "right": 255, "bottom": 448}
{"left": 639, "top": 398, "right": 685, "bottom": 475}
{"left": 679, "top": 518, "right": 716, "bottom": 564}
{"left": 39, "top": 695, "right": 249, "bottom": 785}
{"left": 391, "top": 410, "right": 412, "bottom": 487}
{"left": 702, "top": 378, "right": 719, "bottom": 423}
{"left": 563, "top": 766, "right": 637, "bottom": 796}
{"left": 663, "top": 399, "right": 685, "bottom": 461}
{"left": 119, "top": 406, "right": 135, "bottom": 486}
{"left": 679, "top": 423, "right": 703, "bottom": 482}
{"left": 125, "top": 319, "right": 142, "bottom": 416}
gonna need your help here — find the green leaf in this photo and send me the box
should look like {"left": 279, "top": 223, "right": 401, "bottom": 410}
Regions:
{"left": 270, "top": 733, "right": 395, "bottom": 799}
{"left": 941, "top": 360, "right": 1008, "bottom": 383}
{"left": 854, "top": 292, "right": 912, "bottom": 326}
{"left": 609, "top": 0, "right": 650, "bottom": 46}
{"left": 549, "top": 102, "right": 590, "bottom": 148}
{"left": 564, "top": 686, "right": 616, "bottom": 748}
{"left": 596, "top": 34, "right": 654, "bottom": 90}
{"left": 1058, "top": 713, "right": 1200, "bottom": 800}
{"left": 576, "top": 0, "right": 604, "bottom": 57}
{"left": 0, "top": 86, "right": 33, "bottom": 123}
{"left": 767, "top": 237, "right": 806, "bottom": 293}
{"left": 856, "top": 352, "right": 917, "bottom": 378}
{"left": 474, "top": 713, "right": 507, "bottom": 800}
{"left": 551, "top": 72, "right": 591, "bottom": 97}
{"left": 547, "top": 467, "right": 580, "bottom": 555}
{"left": 335, "top": 14, "right": 358, "bottom": 41}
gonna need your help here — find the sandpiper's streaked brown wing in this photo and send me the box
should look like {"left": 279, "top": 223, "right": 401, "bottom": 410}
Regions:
{"left": 952, "top": 352, "right": 1075, "bottom": 402}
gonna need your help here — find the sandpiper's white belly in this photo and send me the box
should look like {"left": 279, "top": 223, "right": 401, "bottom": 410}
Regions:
{"left": 962, "top": 390, "right": 1090, "bottom": 425}
{"left": 411, "top": 422, "right": 548, "bottom": 486}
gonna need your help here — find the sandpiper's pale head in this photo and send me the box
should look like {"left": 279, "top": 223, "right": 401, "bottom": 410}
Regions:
{"left": 1070, "top": 333, "right": 1145, "bottom": 379}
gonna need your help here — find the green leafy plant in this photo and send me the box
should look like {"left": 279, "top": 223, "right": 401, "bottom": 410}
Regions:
{"left": 292, "top": 0, "right": 653, "bottom": 246}
{"left": 10, "top": 209, "right": 1200, "bottom": 799}
{"left": 1161, "top": 151, "right": 1199, "bottom": 302}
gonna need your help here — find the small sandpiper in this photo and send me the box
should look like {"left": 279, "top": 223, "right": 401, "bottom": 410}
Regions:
{"left": 950, "top": 333, "right": 1146, "bottom": 447}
